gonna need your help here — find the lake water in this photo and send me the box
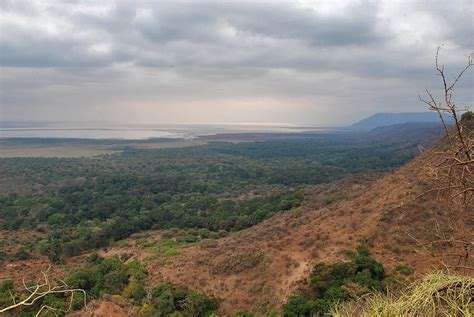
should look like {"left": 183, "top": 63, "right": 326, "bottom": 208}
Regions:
{"left": 0, "top": 121, "right": 328, "bottom": 140}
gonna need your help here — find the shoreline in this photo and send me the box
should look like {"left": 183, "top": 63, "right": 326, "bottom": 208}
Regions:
{"left": 0, "top": 129, "right": 347, "bottom": 158}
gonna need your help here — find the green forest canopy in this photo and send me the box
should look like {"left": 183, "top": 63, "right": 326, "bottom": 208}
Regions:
{"left": 1, "top": 134, "right": 424, "bottom": 261}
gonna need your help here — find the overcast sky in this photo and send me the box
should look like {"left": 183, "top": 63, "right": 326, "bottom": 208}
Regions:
{"left": 1, "top": 0, "right": 473, "bottom": 125}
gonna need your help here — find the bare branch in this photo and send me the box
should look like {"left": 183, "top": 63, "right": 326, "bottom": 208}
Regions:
{"left": 415, "top": 47, "right": 474, "bottom": 272}
{"left": 0, "top": 269, "right": 87, "bottom": 315}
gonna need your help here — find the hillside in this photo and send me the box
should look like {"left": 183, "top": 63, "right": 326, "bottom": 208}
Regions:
{"left": 351, "top": 112, "right": 453, "bottom": 131}
{"left": 93, "top": 141, "right": 472, "bottom": 315}
{"left": 367, "top": 122, "right": 445, "bottom": 144}
{"left": 1, "top": 129, "right": 471, "bottom": 316}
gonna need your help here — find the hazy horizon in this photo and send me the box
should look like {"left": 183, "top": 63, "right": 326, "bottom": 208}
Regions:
{"left": 1, "top": 1, "right": 473, "bottom": 125}
{"left": 0, "top": 120, "right": 338, "bottom": 139}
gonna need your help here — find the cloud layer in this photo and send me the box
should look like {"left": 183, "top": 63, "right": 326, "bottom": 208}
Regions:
{"left": 1, "top": 0, "right": 473, "bottom": 124}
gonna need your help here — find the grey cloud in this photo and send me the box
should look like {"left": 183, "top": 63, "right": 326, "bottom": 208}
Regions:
{"left": 221, "top": 2, "right": 385, "bottom": 46}
{"left": 133, "top": 1, "right": 385, "bottom": 46}
{"left": 414, "top": 0, "right": 474, "bottom": 49}
{"left": 0, "top": 0, "right": 472, "bottom": 124}
{"left": 1, "top": 1, "right": 390, "bottom": 69}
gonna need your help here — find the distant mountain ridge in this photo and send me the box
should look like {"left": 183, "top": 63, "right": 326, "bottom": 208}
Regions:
{"left": 368, "top": 122, "right": 445, "bottom": 145}
{"left": 352, "top": 112, "right": 452, "bottom": 131}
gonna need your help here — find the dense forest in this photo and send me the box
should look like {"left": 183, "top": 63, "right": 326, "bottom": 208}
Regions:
{"left": 0, "top": 133, "right": 426, "bottom": 262}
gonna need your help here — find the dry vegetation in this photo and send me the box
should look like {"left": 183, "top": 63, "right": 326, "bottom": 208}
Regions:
{"left": 134, "top": 163, "right": 462, "bottom": 314}
{"left": 332, "top": 272, "right": 474, "bottom": 316}
{"left": 419, "top": 47, "right": 473, "bottom": 208}
{"left": 417, "top": 47, "right": 473, "bottom": 273}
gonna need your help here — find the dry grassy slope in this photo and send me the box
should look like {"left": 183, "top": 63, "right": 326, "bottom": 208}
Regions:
{"left": 138, "top": 147, "right": 473, "bottom": 315}
{"left": 69, "top": 295, "right": 135, "bottom": 317}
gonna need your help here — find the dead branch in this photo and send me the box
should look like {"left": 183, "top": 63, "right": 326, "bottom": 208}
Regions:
{"left": 0, "top": 267, "right": 87, "bottom": 316}
{"left": 420, "top": 46, "right": 474, "bottom": 207}
{"left": 414, "top": 47, "right": 474, "bottom": 272}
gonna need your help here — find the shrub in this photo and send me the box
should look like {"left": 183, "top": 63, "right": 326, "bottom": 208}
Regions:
{"left": 123, "top": 276, "right": 146, "bottom": 303}
{"left": 461, "top": 111, "right": 473, "bottom": 121}
{"left": 0, "top": 280, "right": 14, "bottom": 292}
{"left": 127, "top": 259, "right": 148, "bottom": 280}
{"left": 176, "top": 234, "right": 199, "bottom": 243}
{"left": 283, "top": 246, "right": 386, "bottom": 316}
{"left": 395, "top": 265, "right": 414, "bottom": 276}
{"left": 143, "top": 282, "right": 219, "bottom": 317}
{"left": 66, "top": 255, "right": 146, "bottom": 298}
{"left": 14, "top": 247, "right": 31, "bottom": 260}
{"left": 0, "top": 280, "right": 15, "bottom": 308}
{"left": 284, "top": 296, "right": 329, "bottom": 317}
{"left": 37, "top": 240, "right": 49, "bottom": 255}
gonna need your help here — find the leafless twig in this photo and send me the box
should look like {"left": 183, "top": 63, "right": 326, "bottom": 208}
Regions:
{"left": 0, "top": 267, "right": 87, "bottom": 316}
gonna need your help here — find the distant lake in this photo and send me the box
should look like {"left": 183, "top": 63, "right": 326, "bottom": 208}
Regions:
{"left": 0, "top": 121, "right": 330, "bottom": 140}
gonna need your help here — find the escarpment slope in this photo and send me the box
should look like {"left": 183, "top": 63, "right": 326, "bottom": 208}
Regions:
{"left": 133, "top": 145, "right": 473, "bottom": 314}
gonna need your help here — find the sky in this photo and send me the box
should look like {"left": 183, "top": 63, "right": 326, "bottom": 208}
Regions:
{"left": 0, "top": 0, "right": 473, "bottom": 125}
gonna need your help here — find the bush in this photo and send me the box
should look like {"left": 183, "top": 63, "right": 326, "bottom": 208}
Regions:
{"left": 395, "top": 265, "right": 414, "bottom": 276}
{"left": 284, "top": 296, "right": 329, "bottom": 317}
{"left": 37, "top": 240, "right": 49, "bottom": 255}
{"left": 66, "top": 255, "right": 147, "bottom": 298}
{"left": 14, "top": 247, "right": 31, "bottom": 260}
{"left": 461, "top": 111, "right": 473, "bottom": 121}
{"left": 0, "top": 280, "right": 13, "bottom": 293}
{"left": 123, "top": 276, "right": 146, "bottom": 303}
{"left": 0, "top": 280, "right": 15, "bottom": 308}
{"left": 284, "top": 246, "right": 386, "bottom": 316}
{"left": 143, "top": 282, "right": 219, "bottom": 317}
{"left": 127, "top": 259, "right": 148, "bottom": 280}
{"left": 176, "top": 234, "right": 199, "bottom": 243}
